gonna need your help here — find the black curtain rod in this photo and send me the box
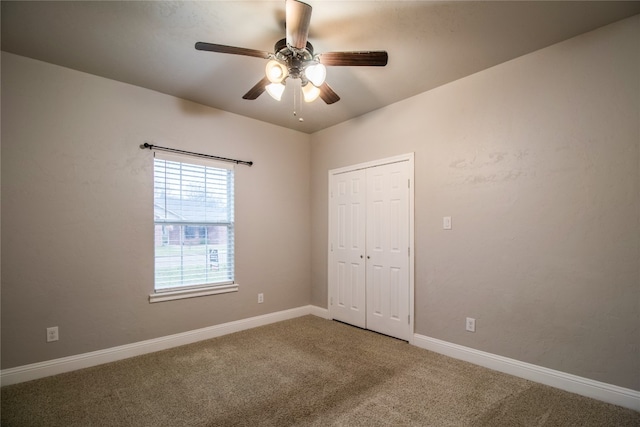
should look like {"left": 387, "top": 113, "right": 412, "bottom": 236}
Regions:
{"left": 140, "top": 143, "right": 253, "bottom": 167}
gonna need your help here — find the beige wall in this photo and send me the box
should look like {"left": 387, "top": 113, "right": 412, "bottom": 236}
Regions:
{"left": 1, "top": 52, "right": 311, "bottom": 368}
{"left": 311, "top": 16, "right": 639, "bottom": 390}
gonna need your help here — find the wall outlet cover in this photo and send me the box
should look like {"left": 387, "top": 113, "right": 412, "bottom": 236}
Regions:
{"left": 46, "top": 326, "right": 59, "bottom": 342}
{"left": 466, "top": 317, "right": 476, "bottom": 332}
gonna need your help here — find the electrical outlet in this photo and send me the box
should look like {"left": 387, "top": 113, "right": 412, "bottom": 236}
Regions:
{"left": 47, "top": 326, "right": 59, "bottom": 342}
{"left": 465, "top": 317, "right": 476, "bottom": 332}
{"left": 258, "top": 293, "right": 264, "bottom": 304}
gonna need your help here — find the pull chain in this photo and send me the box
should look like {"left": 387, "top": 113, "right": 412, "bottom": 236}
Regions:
{"left": 293, "top": 80, "right": 304, "bottom": 122}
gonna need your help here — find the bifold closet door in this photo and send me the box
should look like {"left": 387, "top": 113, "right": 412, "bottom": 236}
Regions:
{"left": 365, "top": 161, "right": 410, "bottom": 341}
{"left": 330, "top": 169, "right": 367, "bottom": 328}
{"left": 330, "top": 161, "right": 410, "bottom": 341}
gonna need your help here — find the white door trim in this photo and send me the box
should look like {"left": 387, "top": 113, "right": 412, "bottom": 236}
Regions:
{"left": 328, "top": 153, "right": 415, "bottom": 343}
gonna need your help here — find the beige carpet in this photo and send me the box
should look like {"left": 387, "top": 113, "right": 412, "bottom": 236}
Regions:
{"left": 2, "top": 315, "right": 638, "bottom": 426}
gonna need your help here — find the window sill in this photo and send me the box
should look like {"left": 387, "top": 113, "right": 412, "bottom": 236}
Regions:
{"left": 149, "top": 284, "right": 238, "bottom": 303}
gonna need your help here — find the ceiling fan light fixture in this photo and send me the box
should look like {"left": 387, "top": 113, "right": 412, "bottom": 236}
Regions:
{"left": 266, "top": 82, "right": 286, "bottom": 101}
{"left": 265, "top": 60, "right": 288, "bottom": 83}
{"left": 302, "top": 82, "right": 321, "bottom": 102}
{"left": 196, "top": 0, "right": 389, "bottom": 106}
{"left": 304, "top": 63, "right": 326, "bottom": 87}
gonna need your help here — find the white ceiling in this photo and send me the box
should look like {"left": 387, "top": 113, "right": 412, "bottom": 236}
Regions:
{"left": 2, "top": 1, "right": 639, "bottom": 133}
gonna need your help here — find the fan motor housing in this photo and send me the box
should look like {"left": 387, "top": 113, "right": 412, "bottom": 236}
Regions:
{"left": 274, "top": 38, "right": 315, "bottom": 79}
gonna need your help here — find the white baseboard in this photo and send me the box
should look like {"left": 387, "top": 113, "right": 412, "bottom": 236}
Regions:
{"left": 308, "top": 305, "right": 330, "bottom": 319}
{"left": 413, "top": 333, "right": 640, "bottom": 412}
{"left": 1, "top": 305, "right": 324, "bottom": 387}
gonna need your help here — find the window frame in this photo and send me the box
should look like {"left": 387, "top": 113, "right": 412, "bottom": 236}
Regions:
{"left": 149, "top": 151, "right": 238, "bottom": 303}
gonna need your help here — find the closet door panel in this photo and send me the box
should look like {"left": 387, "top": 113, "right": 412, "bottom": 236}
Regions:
{"left": 365, "top": 162, "right": 410, "bottom": 340}
{"left": 330, "top": 169, "right": 366, "bottom": 328}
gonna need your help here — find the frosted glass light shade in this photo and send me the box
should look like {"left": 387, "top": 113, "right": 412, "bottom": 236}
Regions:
{"left": 265, "top": 60, "right": 288, "bottom": 84}
{"left": 265, "top": 83, "right": 286, "bottom": 101}
{"left": 302, "top": 83, "right": 321, "bottom": 102}
{"left": 304, "top": 63, "right": 326, "bottom": 87}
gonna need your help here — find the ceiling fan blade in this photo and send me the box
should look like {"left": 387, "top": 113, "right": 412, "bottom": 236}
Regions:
{"left": 319, "top": 82, "right": 340, "bottom": 105}
{"left": 319, "top": 51, "right": 388, "bottom": 67}
{"left": 195, "top": 42, "right": 270, "bottom": 59}
{"left": 242, "top": 76, "right": 271, "bottom": 100}
{"left": 286, "top": 0, "right": 312, "bottom": 50}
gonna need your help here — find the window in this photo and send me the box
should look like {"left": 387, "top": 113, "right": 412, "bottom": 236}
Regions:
{"left": 150, "top": 152, "right": 237, "bottom": 302}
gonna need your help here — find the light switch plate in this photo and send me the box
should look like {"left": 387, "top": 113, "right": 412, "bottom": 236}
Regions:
{"left": 443, "top": 216, "right": 452, "bottom": 230}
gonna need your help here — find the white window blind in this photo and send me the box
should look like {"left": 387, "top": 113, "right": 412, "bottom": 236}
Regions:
{"left": 153, "top": 152, "right": 234, "bottom": 292}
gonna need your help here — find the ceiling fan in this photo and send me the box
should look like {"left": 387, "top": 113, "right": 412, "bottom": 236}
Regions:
{"left": 195, "top": 0, "right": 388, "bottom": 105}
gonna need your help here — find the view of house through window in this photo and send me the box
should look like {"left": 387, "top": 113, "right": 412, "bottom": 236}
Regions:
{"left": 153, "top": 153, "right": 234, "bottom": 291}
